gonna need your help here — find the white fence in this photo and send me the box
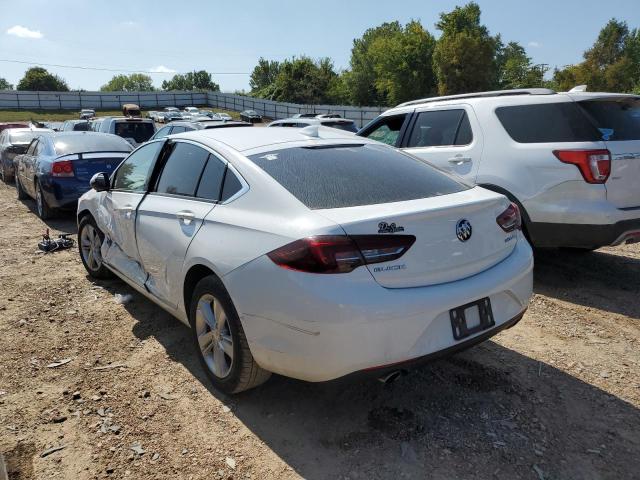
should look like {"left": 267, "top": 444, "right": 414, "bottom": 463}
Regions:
{"left": 0, "top": 90, "right": 388, "bottom": 128}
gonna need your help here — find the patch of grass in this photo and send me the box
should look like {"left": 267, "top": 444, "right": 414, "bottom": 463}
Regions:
{"left": 0, "top": 107, "right": 242, "bottom": 123}
{"left": 0, "top": 109, "right": 122, "bottom": 122}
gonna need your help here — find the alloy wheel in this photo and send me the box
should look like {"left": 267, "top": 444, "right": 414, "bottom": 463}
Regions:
{"left": 195, "top": 293, "right": 234, "bottom": 379}
{"left": 80, "top": 224, "right": 103, "bottom": 272}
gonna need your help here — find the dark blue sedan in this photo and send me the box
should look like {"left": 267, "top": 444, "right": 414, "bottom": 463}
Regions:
{"left": 15, "top": 132, "right": 133, "bottom": 219}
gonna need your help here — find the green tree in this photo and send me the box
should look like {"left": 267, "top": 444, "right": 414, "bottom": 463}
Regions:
{"left": 497, "top": 41, "right": 545, "bottom": 89}
{"left": 162, "top": 70, "right": 219, "bottom": 91}
{"left": 0, "top": 77, "right": 12, "bottom": 90}
{"left": 100, "top": 73, "right": 155, "bottom": 92}
{"left": 17, "top": 67, "right": 68, "bottom": 91}
{"left": 268, "top": 56, "right": 339, "bottom": 104}
{"left": 345, "top": 21, "right": 436, "bottom": 106}
{"left": 432, "top": 2, "right": 500, "bottom": 95}
{"left": 249, "top": 58, "right": 281, "bottom": 95}
{"left": 551, "top": 19, "right": 640, "bottom": 92}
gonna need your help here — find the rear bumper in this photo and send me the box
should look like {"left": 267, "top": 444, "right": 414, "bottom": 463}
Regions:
{"left": 40, "top": 177, "right": 89, "bottom": 210}
{"left": 223, "top": 238, "right": 534, "bottom": 382}
{"left": 528, "top": 218, "right": 640, "bottom": 248}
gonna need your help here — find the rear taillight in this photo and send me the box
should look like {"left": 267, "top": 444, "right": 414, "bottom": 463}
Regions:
{"left": 51, "top": 160, "right": 74, "bottom": 178}
{"left": 267, "top": 235, "right": 416, "bottom": 274}
{"left": 496, "top": 203, "right": 521, "bottom": 232}
{"left": 553, "top": 149, "right": 611, "bottom": 184}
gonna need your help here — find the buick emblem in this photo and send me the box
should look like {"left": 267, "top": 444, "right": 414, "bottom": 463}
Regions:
{"left": 456, "top": 219, "right": 472, "bottom": 242}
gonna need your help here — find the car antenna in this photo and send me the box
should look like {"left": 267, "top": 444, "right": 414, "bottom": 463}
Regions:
{"left": 299, "top": 125, "right": 320, "bottom": 138}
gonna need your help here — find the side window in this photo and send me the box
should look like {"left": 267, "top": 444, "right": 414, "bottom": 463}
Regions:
{"left": 360, "top": 114, "right": 407, "bottom": 146}
{"left": 112, "top": 141, "right": 164, "bottom": 192}
{"left": 26, "top": 139, "right": 38, "bottom": 155}
{"left": 195, "top": 154, "right": 227, "bottom": 201}
{"left": 154, "top": 126, "right": 172, "bottom": 139}
{"left": 171, "top": 126, "right": 187, "bottom": 134}
{"left": 220, "top": 169, "right": 243, "bottom": 202}
{"left": 406, "top": 110, "right": 472, "bottom": 148}
{"left": 34, "top": 140, "right": 46, "bottom": 156}
{"left": 155, "top": 142, "right": 209, "bottom": 197}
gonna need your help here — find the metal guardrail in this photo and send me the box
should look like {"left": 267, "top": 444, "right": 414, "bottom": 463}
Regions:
{"left": 0, "top": 90, "right": 388, "bottom": 128}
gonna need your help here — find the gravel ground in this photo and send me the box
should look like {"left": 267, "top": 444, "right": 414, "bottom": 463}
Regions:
{"left": 0, "top": 178, "right": 638, "bottom": 480}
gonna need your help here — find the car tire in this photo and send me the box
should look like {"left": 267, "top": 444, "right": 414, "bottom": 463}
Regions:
{"left": 15, "top": 175, "right": 28, "bottom": 199}
{"left": 35, "top": 181, "right": 55, "bottom": 220}
{"left": 78, "top": 215, "right": 113, "bottom": 279}
{"left": 189, "top": 275, "right": 271, "bottom": 394}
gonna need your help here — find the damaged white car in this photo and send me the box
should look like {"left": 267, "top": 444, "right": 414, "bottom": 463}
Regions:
{"left": 77, "top": 127, "right": 533, "bottom": 394}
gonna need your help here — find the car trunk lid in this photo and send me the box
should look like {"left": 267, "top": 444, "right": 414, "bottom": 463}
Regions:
{"left": 317, "top": 187, "right": 517, "bottom": 288}
{"left": 66, "top": 152, "right": 128, "bottom": 182}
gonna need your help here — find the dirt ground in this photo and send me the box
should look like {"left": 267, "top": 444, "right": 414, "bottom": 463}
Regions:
{"left": 0, "top": 179, "right": 638, "bottom": 480}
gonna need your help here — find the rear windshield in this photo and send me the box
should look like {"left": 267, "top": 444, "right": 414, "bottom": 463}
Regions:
{"left": 495, "top": 102, "right": 601, "bottom": 143}
{"left": 73, "top": 122, "right": 91, "bottom": 131}
{"left": 53, "top": 135, "right": 132, "bottom": 155}
{"left": 321, "top": 121, "right": 358, "bottom": 133}
{"left": 248, "top": 143, "right": 468, "bottom": 209}
{"left": 578, "top": 98, "right": 640, "bottom": 141}
{"left": 114, "top": 121, "right": 155, "bottom": 144}
{"left": 9, "top": 131, "right": 41, "bottom": 144}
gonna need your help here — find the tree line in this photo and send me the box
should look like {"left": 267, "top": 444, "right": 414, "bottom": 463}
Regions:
{"left": 1, "top": 3, "right": 639, "bottom": 106}
{"left": 248, "top": 3, "right": 640, "bottom": 106}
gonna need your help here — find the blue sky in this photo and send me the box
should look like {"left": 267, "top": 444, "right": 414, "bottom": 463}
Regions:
{"left": 1, "top": 0, "right": 639, "bottom": 92}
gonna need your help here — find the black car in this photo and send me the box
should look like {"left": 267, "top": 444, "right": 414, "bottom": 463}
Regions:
{"left": 150, "top": 120, "right": 253, "bottom": 140}
{"left": 240, "top": 110, "right": 263, "bottom": 123}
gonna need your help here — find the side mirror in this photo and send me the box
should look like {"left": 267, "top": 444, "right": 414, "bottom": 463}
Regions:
{"left": 90, "top": 172, "right": 110, "bottom": 192}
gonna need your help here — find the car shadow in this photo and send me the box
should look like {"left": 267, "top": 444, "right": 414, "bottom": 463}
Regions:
{"left": 18, "top": 197, "right": 78, "bottom": 234}
{"left": 534, "top": 248, "right": 640, "bottom": 319}
{"left": 87, "top": 279, "right": 639, "bottom": 480}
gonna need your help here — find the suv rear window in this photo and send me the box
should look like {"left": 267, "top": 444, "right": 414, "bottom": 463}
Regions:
{"left": 496, "top": 102, "right": 601, "bottom": 143}
{"left": 248, "top": 143, "right": 468, "bottom": 209}
{"left": 115, "top": 121, "right": 155, "bottom": 144}
{"left": 578, "top": 98, "right": 640, "bottom": 141}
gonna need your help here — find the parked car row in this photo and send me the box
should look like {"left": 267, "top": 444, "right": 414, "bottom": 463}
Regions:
{"left": 2, "top": 87, "right": 637, "bottom": 397}
{"left": 149, "top": 107, "right": 234, "bottom": 123}
{"left": 268, "top": 116, "right": 358, "bottom": 133}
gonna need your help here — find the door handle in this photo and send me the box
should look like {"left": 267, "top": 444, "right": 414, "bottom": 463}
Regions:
{"left": 448, "top": 155, "right": 472, "bottom": 165}
{"left": 176, "top": 211, "right": 195, "bottom": 225}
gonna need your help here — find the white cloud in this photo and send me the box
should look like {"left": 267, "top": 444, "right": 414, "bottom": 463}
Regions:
{"left": 6, "top": 25, "right": 43, "bottom": 39}
{"left": 528, "top": 41, "right": 542, "bottom": 48}
{"left": 149, "top": 65, "right": 177, "bottom": 73}
{"left": 120, "top": 20, "right": 138, "bottom": 28}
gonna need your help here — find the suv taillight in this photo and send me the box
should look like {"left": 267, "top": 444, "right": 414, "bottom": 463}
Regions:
{"left": 51, "top": 160, "right": 74, "bottom": 177}
{"left": 267, "top": 235, "right": 416, "bottom": 274}
{"left": 496, "top": 203, "right": 521, "bottom": 232}
{"left": 553, "top": 149, "right": 611, "bottom": 184}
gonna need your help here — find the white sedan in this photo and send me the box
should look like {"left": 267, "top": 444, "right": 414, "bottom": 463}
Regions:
{"left": 77, "top": 126, "right": 533, "bottom": 394}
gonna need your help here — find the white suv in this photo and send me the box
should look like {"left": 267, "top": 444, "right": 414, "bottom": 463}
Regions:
{"left": 358, "top": 88, "right": 640, "bottom": 250}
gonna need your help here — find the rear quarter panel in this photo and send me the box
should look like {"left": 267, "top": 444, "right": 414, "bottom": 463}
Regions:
{"left": 472, "top": 97, "right": 608, "bottom": 211}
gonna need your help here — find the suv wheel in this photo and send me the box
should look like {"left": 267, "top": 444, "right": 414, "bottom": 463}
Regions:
{"left": 189, "top": 275, "right": 271, "bottom": 394}
{"left": 78, "top": 216, "right": 112, "bottom": 278}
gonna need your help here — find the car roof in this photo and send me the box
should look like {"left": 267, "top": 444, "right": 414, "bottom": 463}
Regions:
{"left": 173, "top": 125, "right": 365, "bottom": 153}
{"left": 6, "top": 127, "right": 51, "bottom": 133}
{"left": 272, "top": 117, "right": 354, "bottom": 124}
{"left": 101, "top": 116, "right": 154, "bottom": 122}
